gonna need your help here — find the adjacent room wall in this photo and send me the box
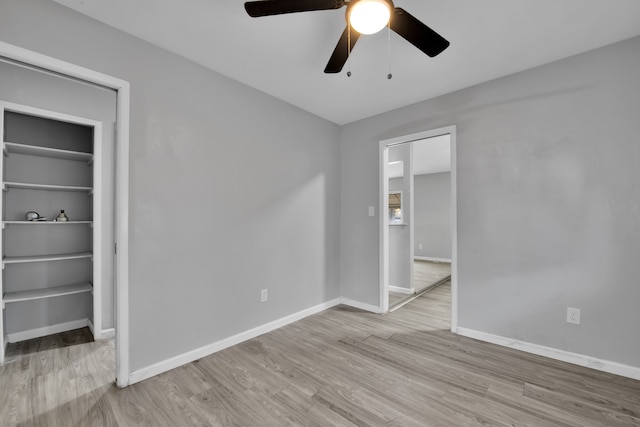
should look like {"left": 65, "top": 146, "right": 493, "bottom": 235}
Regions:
{"left": 0, "top": 0, "right": 341, "bottom": 372}
{"left": 340, "top": 36, "right": 640, "bottom": 368}
{"left": 388, "top": 177, "right": 411, "bottom": 290}
{"left": 388, "top": 144, "right": 412, "bottom": 291}
{"left": 413, "top": 172, "right": 451, "bottom": 260}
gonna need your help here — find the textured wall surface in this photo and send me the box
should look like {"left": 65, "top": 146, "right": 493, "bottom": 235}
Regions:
{"left": 340, "top": 36, "right": 640, "bottom": 367}
{"left": 414, "top": 172, "right": 451, "bottom": 260}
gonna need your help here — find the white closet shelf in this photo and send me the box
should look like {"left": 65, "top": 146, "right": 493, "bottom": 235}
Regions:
{"left": 2, "top": 181, "right": 93, "bottom": 193}
{"left": 3, "top": 220, "right": 92, "bottom": 226}
{"left": 3, "top": 141, "right": 93, "bottom": 163}
{"left": 3, "top": 252, "right": 92, "bottom": 267}
{"left": 3, "top": 282, "right": 92, "bottom": 307}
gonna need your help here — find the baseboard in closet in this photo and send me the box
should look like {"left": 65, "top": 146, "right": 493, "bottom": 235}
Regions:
{"left": 6, "top": 318, "right": 90, "bottom": 343}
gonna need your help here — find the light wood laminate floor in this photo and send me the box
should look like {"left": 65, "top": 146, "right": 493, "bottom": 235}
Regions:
{"left": 390, "top": 260, "right": 451, "bottom": 308}
{"left": 1, "top": 282, "right": 639, "bottom": 426}
{"left": 413, "top": 260, "right": 451, "bottom": 293}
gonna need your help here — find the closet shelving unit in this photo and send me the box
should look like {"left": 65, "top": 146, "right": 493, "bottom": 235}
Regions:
{"left": 1, "top": 102, "right": 103, "bottom": 363}
{"left": 1, "top": 141, "right": 94, "bottom": 309}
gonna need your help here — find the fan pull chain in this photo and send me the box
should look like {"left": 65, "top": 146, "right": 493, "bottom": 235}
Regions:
{"left": 387, "top": 22, "right": 392, "bottom": 80}
{"left": 347, "top": 25, "right": 352, "bottom": 77}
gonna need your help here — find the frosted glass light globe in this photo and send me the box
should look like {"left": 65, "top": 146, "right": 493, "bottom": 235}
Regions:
{"left": 349, "top": 0, "right": 392, "bottom": 35}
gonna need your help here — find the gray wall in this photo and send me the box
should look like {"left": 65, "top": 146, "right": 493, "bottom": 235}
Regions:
{"left": 388, "top": 144, "right": 412, "bottom": 290}
{"left": 388, "top": 177, "right": 409, "bottom": 289}
{"left": 413, "top": 172, "right": 451, "bottom": 260}
{"left": 340, "top": 36, "right": 640, "bottom": 368}
{"left": 0, "top": 0, "right": 341, "bottom": 371}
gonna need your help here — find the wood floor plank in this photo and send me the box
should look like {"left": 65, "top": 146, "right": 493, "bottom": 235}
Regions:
{"left": 161, "top": 361, "right": 214, "bottom": 399}
{"left": 337, "top": 335, "right": 491, "bottom": 396}
{"left": 484, "top": 382, "right": 598, "bottom": 427}
{"left": 2, "top": 284, "right": 640, "bottom": 426}
{"left": 390, "top": 260, "right": 451, "bottom": 309}
{"left": 312, "top": 385, "right": 397, "bottom": 426}
{"left": 273, "top": 384, "right": 358, "bottom": 427}
{"left": 441, "top": 386, "right": 558, "bottom": 427}
{"left": 523, "top": 382, "right": 640, "bottom": 426}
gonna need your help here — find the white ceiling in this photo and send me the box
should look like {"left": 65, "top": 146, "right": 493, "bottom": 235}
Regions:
{"left": 412, "top": 134, "right": 450, "bottom": 175}
{"left": 52, "top": 0, "right": 640, "bottom": 125}
{"left": 388, "top": 134, "right": 450, "bottom": 178}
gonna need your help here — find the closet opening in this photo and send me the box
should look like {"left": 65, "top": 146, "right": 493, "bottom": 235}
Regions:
{"left": 1, "top": 104, "right": 107, "bottom": 356}
{"left": 0, "top": 41, "right": 130, "bottom": 386}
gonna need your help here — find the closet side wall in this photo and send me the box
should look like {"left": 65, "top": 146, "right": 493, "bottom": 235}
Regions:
{"left": 3, "top": 112, "right": 93, "bottom": 334}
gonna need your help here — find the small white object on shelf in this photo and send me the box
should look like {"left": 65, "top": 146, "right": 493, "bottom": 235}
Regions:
{"left": 56, "top": 210, "right": 69, "bottom": 222}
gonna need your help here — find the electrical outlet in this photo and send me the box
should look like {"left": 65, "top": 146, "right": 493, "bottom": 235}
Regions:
{"left": 567, "top": 307, "right": 580, "bottom": 325}
{"left": 418, "top": 244, "right": 423, "bottom": 250}
{"left": 260, "top": 289, "right": 268, "bottom": 303}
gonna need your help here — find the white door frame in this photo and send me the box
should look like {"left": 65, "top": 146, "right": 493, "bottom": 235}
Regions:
{"left": 379, "top": 125, "right": 458, "bottom": 331}
{"left": 0, "top": 41, "right": 131, "bottom": 387}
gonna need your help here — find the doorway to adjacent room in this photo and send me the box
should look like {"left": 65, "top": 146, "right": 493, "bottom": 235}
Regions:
{"left": 379, "top": 126, "right": 457, "bottom": 330}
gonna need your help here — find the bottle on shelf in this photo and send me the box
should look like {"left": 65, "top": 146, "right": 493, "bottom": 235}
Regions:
{"left": 56, "top": 210, "right": 69, "bottom": 222}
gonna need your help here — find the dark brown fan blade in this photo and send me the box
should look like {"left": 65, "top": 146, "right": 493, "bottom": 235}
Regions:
{"left": 390, "top": 8, "right": 449, "bottom": 57}
{"left": 244, "top": 0, "right": 343, "bottom": 17}
{"left": 324, "top": 26, "right": 360, "bottom": 73}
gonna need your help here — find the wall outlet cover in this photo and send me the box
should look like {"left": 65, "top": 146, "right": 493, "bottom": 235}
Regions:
{"left": 567, "top": 307, "right": 581, "bottom": 325}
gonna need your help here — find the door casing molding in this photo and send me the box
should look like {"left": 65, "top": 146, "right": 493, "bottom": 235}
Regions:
{"left": 379, "top": 125, "right": 457, "bottom": 331}
{"left": 0, "top": 41, "right": 131, "bottom": 387}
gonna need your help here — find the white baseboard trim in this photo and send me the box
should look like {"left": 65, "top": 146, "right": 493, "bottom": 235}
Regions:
{"left": 6, "top": 318, "right": 90, "bottom": 343}
{"left": 388, "top": 286, "right": 414, "bottom": 295}
{"left": 414, "top": 256, "right": 451, "bottom": 263}
{"left": 128, "top": 298, "right": 342, "bottom": 385}
{"left": 99, "top": 328, "right": 116, "bottom": 340}
{"left": 87, "top": 319, "right": 115, "bottom": 341}
{"left": 456, "top": 327, "right": 640, "bottom": 381}
{"left": 339, "top": 297, "right": 383, "bottom": 314}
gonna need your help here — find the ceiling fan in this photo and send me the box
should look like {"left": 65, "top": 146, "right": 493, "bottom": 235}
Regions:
{"left": 244, "top": 0, "right": 450, "bottom": 74}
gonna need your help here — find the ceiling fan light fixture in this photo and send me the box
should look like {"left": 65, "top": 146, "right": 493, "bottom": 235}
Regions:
{"left": 348, "top": 0, "right": 392, "bottom": 35}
